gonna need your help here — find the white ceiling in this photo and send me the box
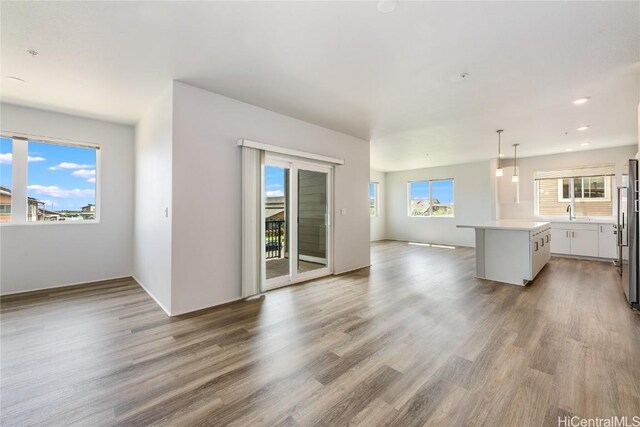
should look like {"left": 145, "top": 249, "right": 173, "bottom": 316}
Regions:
{"left": 1, "top": 1, "right": 639, "bottom": 171}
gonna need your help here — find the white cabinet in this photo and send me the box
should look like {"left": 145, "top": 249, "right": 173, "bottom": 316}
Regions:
{"left": 551, "top": 229, "right": 571, "bottom": 255}
{"left": 550, "top": 222, "right": 615, "bottom": 259}
{"left": 531, "top": 228, "right": 551, "bottom": 279}
{"left": 569, "top": 229, "right": 598, "bottom": 257}
{"left": 598, "top": 224, "right": 617, "bottom": 259}
{"left": 461, "top": 222, "right": 552, "bottom": 286}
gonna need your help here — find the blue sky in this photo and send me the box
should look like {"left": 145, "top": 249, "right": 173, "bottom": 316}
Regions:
{"left": 410, "top": 180, "right": 454, "bottom": 204}
{"left": 369, "top": 182, "right": 375, "bottom": 201}
{"left": 0, "top": 137, "right": 96, "bottom": 211}
{"left": 0, "top": 138, "right": 12, "bottom": 191}
{"left": 265, "top": 166, "right": 286, "bottom": 197}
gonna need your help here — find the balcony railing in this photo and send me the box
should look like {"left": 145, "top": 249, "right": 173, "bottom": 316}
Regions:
{"left": 265, "top": 220, "right": 285, "bottom": 259}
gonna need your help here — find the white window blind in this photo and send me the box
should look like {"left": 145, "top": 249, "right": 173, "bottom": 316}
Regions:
{"left": 534, "top": 164, "right": 615, "bottom": 180}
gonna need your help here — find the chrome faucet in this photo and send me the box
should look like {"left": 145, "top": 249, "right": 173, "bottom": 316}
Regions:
{"left": 566, "top": 204, "right": 576, "bottom": 221}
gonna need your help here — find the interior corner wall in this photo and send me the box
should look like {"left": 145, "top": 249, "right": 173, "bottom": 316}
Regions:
{"left": 385, "top": 161, "right": 493, "bottom": 247}
{"left": 498, "top": 145, "right": 637, "bottom": 220}
{"left": 133, "top": 84, "right": 173, "bottom": 314}
{"left": 170, "top": 81, "right": 370, "bottom": 315}
{"left": 370, "top": 170, "right": 386, "bottom": 241}
{"left": 0, "top": 103, "right": 134, "bottom": 294}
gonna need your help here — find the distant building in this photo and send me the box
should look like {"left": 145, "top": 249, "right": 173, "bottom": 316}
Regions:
{"left": 27, "top": 197, "right": 45, "bottom": 221}
{"left": 0, "top": 186, "right": 62, "bottom": 221}
{"left": 80, "top": 203, "right": 96, "bottom": 220}
{"left": 0, "top": 186, "right": 11, "bottom": 222}
{"left": 265, "top": 196, "right": 285, "bottom": 221}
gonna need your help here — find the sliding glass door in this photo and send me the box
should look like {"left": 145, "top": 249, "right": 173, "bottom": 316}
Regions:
{"left": 263, "top": 156, "right": 332, "bottom": 290}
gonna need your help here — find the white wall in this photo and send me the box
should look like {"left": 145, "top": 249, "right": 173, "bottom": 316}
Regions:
{"left": 168, "top": 81, "right": 370, "bottom": 315}
{"left": 0, "top": 104, "right": 134, "bottom": 294}
{"left": 133, "top": 86, "right": 174, "bottom": 313}
{"left": 386, "top": 161, "right": 496, "bottom": 247}
{"left": 498, "top": 145, "right": 637, "bottom": 219}
{"left": 370, "top": 170, "right": 386, "bottom": 241}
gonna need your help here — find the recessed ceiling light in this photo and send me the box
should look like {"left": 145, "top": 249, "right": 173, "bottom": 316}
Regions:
{"left": 6, "top": 76, "right": 25, "bottom": 83}
{"left": 377, "top": 0, "right": 398, "bottom": 13}
{"left": 573, "top": 97, "right": 590, "bottom": 105}
{"left": 581, "top": 142, "right": 591, "bottom": 146}
{"left": 27, "top": 49, "right": 39, "bottom": 57}
{"left": 565, "top": 148, "right": 574, "bottom": 152}
{"left": 577, "top": 126, "right": 590, "bottom": 131}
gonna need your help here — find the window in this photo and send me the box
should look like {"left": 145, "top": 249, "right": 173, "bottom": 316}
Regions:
{"left": 535, "top": 165, "right": 614, "bottom": 217}
{"left": 369, "top": 182, "right": 378, "bottom": 216}
{"left": 408, "top": 179, "right": 454, "bottom": 217}
{"left": 0, "top": 136, "right": 99, "bottom": 223}
{"left": 0, "top": 137, "right": 12, "bottom": 222}
{"left": 559, "top": 176, "right": 607, "bottom": 201}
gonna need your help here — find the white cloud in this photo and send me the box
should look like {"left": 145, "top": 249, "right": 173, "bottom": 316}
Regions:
{"left": 71, "top": 169, "right": 96, "bottom": 179}
{"left": 87, "top": 177, "right": 96, "bottom": 183}
{"left": 28, "top": 185, "right": 95, "bottom": 198}
{"left": 266, "top": 190, "right": 284, "bottom": 197}
{"left": 0, "top": 153, "right": 46, "bottom": 164}
{"left": 0, "top": 153, "right": 11, "bottom": 164}
{"left": 49, "top": 162, "right": 94, "bottom": 171}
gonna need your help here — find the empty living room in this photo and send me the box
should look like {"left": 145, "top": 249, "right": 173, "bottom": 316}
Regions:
{"left": 1, "top": 1, "right": 639, "bottom": 426}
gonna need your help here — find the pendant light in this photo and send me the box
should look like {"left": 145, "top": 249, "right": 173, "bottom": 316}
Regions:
{"left": 495, "top": 129, "right": 504, "bottom": 177}
{"left": 512, "top": 143, "right": 520, "bottom": 183}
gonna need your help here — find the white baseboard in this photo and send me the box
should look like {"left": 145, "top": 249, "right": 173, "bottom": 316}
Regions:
{"left": 1, "top": 275, "right": 132, "bottom": 296}
{"left": 131, "top": 275, "right": 171, "bottom": 317}
{"left": 333, "top": 264, "right": 371, "bottom": 275}
{"left": 169, "top": 296, "right": 244, "bottom": 317}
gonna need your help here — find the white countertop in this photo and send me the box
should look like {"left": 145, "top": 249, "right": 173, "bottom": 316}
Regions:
{"left": 457, "top": 220, "right": 551, "bottom": 232}
{"left": 545, "top": 218, "right": 615, "bottom": 224}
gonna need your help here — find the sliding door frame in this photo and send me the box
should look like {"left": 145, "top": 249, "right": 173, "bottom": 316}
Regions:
{"left": 262, "top": 153, "right": 333, "bottom": 291}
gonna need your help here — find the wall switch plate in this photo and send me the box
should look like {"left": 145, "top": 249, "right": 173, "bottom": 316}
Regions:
{"left": 341, "top": 208, "right": 347, "bottom": 216}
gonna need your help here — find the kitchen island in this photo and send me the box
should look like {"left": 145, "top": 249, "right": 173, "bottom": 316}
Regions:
{"left": 457, "top": 220, "right": 551, "bottom": 286}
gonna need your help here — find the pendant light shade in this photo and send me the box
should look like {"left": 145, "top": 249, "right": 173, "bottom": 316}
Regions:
{"left": 512, "top": 143, "right": 519, "bottom": 183}
{"left": 495, "top": 129, "right": 504, "bottom": 177}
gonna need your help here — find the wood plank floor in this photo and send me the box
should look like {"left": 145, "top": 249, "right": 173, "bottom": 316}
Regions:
{"left": 2, "top": 240, "right": 639, "bottom": 426}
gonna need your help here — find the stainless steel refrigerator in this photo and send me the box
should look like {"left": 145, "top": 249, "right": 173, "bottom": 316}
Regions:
{"left": 619, "top": 160, "right": 640, "bottom": 309}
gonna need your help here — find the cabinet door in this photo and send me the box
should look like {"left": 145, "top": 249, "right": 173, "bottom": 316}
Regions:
{"left": 598, "top": 224, "right": 617, "bottom": 259}
{"left": 570, "top": 230, "right": 598, "bottom": 257}
{"left": 551, "top": 229, "right": 571, "bottom": 254}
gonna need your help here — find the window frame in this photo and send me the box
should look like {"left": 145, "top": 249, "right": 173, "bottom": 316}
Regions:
{"left": 0, "top": 133, "right": 101, "bottom": 226}
{"left": 534, "top": 175, "right": 614, "bottom": 219}
{"left": 557, "top": 176, "right": 611, "bottom": 203}
{"left": 407, "top": 178, "right": 455, "bottom": 218}
{"left": 369, "top": 182, "right": 379, "bottom": 217}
